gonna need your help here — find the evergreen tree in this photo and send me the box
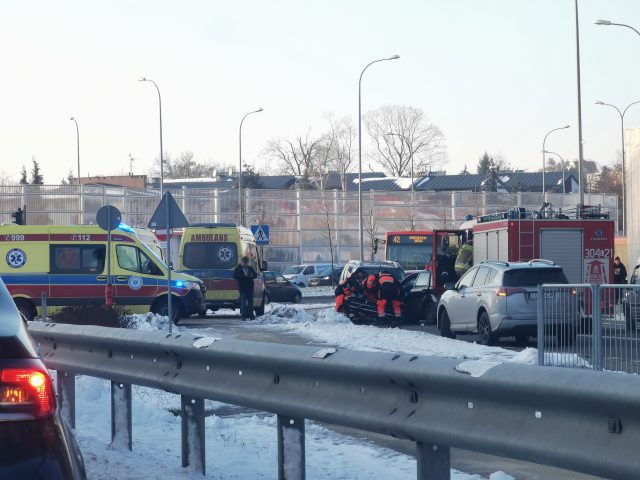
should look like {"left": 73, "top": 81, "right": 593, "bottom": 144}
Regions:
{"left": 19, "top": 166, "right": 28, "bottom": 184}
{"left": 30, "top": 157, "right": 44, "bottom": 185}
{"left": 477, "top": 152, "right": 492, "bottom": 176}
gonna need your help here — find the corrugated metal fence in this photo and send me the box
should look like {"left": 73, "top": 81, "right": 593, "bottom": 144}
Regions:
{"left": 0, "top": 184, "right": 618, "bottom": 272}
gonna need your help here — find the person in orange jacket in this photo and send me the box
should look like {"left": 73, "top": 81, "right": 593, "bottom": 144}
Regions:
{"left": 362, "top": 273, "right": 378, "bottom": 303}
{"left": 335, "top": 270, "right": 365, "bottom": 312}
{"left": 377, "top": 271, "right": 402, "bottom": 319}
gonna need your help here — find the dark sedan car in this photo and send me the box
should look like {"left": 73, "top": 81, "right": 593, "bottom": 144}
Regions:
{"left": 308, "top": 266, "right": 343, "bottom": 287}
{"left": 0, "top": 279, "right": 86, "bottom": 480}
{"left": 263, "top": 271, "right": 303, "bottom": 304}
{"left": 401, "top": 271, "right": 438, "bottom": 324}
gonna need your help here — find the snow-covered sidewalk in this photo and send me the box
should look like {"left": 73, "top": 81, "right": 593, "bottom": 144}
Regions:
{"left": 75, "top": 376, "right": 514, "bottom": 480}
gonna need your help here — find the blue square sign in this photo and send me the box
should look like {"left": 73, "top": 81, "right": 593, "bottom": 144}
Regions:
{"left": 251, "top": 224, "right": 270, "bottom": 245}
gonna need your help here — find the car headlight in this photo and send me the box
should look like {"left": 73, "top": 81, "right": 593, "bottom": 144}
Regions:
{"left": 322, "top": 276, "right": 330, "bottom": 280}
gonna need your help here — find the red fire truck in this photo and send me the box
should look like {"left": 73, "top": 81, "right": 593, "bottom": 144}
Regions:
{"left": 471, "top": 206, "right": 615, "bottom": 284}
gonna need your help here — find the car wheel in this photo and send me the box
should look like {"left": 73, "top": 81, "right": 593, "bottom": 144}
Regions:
{"left": 297, "top": 282, "right": 306, "bottom": 288}
{"left": 477, "top": 311, "right": 497, "bottom": 346}
{"left": 422, "top": 302, "right": 436, "bottom": 325}
{"left": 292, "top": 292, "right": 302, "bottom": 304}
{"left": 152, "top": 297, "right": 184, "bottom": 324}
{"left": 197, "top": 310, "right": 207, "bottom": 317}
{"left": 438, "top": 308, "right": 455, "bottom": 338}
{"left": 255, "top": 295, "right": 266, "bottom": 316}
{"left": 14, "top": 298, "right": 36, "bottom": 322}
{"left": 515, "top": 334, "right": 529, "bottom": 346}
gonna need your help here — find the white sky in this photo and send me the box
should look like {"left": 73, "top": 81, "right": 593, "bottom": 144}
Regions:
{"left": 1, "top": 0, "right": 639, "bottom": 183}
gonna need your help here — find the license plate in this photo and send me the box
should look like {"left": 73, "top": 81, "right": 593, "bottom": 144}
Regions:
{"left": 527, "top": 292, "right": 554, "bottom": 300}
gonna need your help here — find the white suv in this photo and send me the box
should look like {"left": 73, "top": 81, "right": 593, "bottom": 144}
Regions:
{"left": 437, "top": 260, "right": 575, "bottom": 346}
{"left": 282, "top": 263, "right": 333, "bottom": 287}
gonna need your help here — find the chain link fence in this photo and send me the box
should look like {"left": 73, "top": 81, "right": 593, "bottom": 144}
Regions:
{"left": 1, "top": 184, "right": 618, "bottom": 272}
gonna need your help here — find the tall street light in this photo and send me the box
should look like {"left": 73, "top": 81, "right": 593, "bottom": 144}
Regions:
{"left": 595, "top": 99, "right": 640, "bottom": 236}
{"left": 542, "top": 125, "right": 570, "bottom": 195}
{"left": 385, "top": 131, "right": 415, "bottom": 230}
{"left": 543, "top": 150, "right": 567, "bottom": 195}
{"left": 358, "top": 54, "right": 400, "bottom": 260}
{"left": 139, "top": 77, "right": 164, "bottom": 197}
{"left": 595, "top": 19, "right": 640, "bottom": 37}
{"left": 238, "top": 108, "right": 263, "bottom": 225}
{"left": 70, "top": 117, "right": 80, "bottom": 182}
{"left": 574, "top": 0, "right": 585, "bottom": 206}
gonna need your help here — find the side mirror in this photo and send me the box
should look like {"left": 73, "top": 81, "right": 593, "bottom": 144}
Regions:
{"left": 444, "top": 282, "right": 456, "bottom": 291}
{"left": 261, "top": 261, "right": 268, "bottom": 271}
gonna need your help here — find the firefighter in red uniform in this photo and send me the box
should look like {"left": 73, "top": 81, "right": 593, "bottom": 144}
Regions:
{"left": 377, "top": 271, "right": 402, "bottom": 319}
{"left": 363, "top": 273, "right": 378, "bottom": 303}
{"left": 335, "top": 270, "right": 365, "bottom": 312}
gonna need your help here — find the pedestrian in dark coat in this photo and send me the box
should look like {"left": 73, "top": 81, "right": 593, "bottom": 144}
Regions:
{"left": 233, "top": 256, "right": 257, "bottom": 320}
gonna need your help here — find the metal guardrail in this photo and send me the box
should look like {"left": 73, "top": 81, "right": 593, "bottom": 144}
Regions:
{"left": 29, "top": 322, "right": 640, "bottom": 480}
{"left": 538, "top": 283, "right": 640, "bottom": 374}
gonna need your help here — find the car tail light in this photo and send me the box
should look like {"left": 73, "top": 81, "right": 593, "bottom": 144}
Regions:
{"left": 496, "top": 287, "right": 526, "bottom": 297}
{"left": 0, "top": 368, "right": 55, "bottom": 418}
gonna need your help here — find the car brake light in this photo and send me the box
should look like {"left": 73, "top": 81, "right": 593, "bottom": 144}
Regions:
{"left": 0, "top": 368, "right": 54, "bottom": 418}
{"left": 496, "top": 287, "right": 526, "bottom": 297}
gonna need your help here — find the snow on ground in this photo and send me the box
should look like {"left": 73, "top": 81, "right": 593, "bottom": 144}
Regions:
{"left": 75, "top": 376, "right": 513, "bottom": 480}
{"left": 252, "top": 306, "right": 588, "bottom": 367}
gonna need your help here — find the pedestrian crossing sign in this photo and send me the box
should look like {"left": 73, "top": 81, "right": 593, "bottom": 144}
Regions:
{"left": 251, "top": 224, "right": 270, "bottom": 245}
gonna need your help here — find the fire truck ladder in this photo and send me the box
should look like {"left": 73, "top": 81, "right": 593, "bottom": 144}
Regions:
{"left": 518, "top": 218, "right": 535, "bottom": 261}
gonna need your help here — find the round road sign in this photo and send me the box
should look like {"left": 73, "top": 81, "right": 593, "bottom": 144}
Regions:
{"left": 96, "top": 205, "right": 122, "bottom": 232}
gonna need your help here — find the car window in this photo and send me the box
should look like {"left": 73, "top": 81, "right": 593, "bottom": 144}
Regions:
{"left": 485, "top": 268, "right": 500, "bottom": 286}
{"left": 472, "top": 267, "right": 490, "bottom": 287}
{"left": 263, "top": 272, "right": 275, "bottom": 283}
{"left": 182, "top": 242, "right": 238, "bottom": 269}
{"left": 303, "top": 266, "right": 314, "bottom": 275}
{"left": 284, "top": 266, "right": 304, "bottom": 275}
{"left": 415, "top": 272, "right": 432, "bottom": 288}
{"left": 503, "top": 268, "right": 568, "bottom": 287}
{"left": 457, "top": 268, "right": 478, "bottom": 289}
{"left": 50, "top": 244, "right": 106, "bottom": 274}
{"left": 116, "top": 245, "right": 161, "bottom": 275}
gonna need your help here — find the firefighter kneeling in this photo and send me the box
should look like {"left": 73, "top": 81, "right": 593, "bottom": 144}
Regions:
{"left": 376, "top": 271, "right": 402, "bottom": 319}
{"left": 335, "top": 270, "right": 365, "bottom": 312}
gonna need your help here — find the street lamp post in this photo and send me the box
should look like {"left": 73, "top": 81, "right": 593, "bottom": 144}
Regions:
{"left": 385, "top": 132, "right": 415, "bottom": 230}
{"left": 542, "top": 125, "right": 570, "bottom": 196}
{"left": 595, "top": 100, "right": 640, "bottom": 236}
{"left": 574, "top": 0, "right": 585, "bottom": 206}
{"left": 238, "top": 108, "right": 263, "bottom": 225}
{"left": 70, "top": 117, "right": 80, "bottom": 182}
{"left": 542, "top": 150, "right": 567, "bottom": 195}
{"left": 358, "top": 55, "right": 400, "bottom": 260}
{"left": 595, "top": 19, "right": 640, "bottom": 37}
{"left": 139, "top": 77, "right": 164, "bottom": 197}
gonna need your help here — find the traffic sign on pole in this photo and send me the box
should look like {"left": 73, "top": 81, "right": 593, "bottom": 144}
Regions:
{"left": 148, "top": 192, "right": 190, "bottom": 333}
{"left": 251, "top": 224, "right": 270, "bottom": 245}
{"left": 96, "top": 205, "right": 122, "bottom": 308}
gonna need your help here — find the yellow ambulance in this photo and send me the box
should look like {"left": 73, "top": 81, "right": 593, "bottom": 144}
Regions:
{"left": 173, "top": 223, "right": 266, "bottom": 315}
{"left": 0, "top": 224, "right": 205, "bottom": 322}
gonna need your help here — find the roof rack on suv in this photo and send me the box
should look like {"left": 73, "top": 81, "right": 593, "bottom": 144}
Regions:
{"left": 480, "top": 260, "right": 509, "bottom": 267}
{"left": 528, "top": 259, "right": 556, "bottom": 266}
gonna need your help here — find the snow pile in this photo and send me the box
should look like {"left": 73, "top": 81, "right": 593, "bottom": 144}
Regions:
{"left": 121, "top": 312, "right": 174, "bottom": 332}
{"left": 255, "top": 303, "right": 314, "bottom": 325}
{"left": 74, "top": 375, "right": 501, "bottom": 479}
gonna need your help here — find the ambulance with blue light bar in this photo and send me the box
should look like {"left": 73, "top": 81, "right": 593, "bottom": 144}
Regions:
{"left": 0, "top": 224, "right": 205, "bottom": 322}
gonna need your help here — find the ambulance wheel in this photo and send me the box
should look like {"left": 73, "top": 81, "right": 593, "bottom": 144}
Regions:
{"left": 152, "top": 297, "right": 184, "bottom": 323}
{"left": 255, "top": 295, "right": 266, "bottom": 316}
{"left": 14, "top": 298, "right": 36, "bottom": 322}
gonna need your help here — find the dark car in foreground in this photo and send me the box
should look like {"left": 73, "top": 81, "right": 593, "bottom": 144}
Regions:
{"left": 263, "top": 271, "right": 303, "bottom": 303}
{"left": 0, "top": 279, "right": 86, "bottom": 480}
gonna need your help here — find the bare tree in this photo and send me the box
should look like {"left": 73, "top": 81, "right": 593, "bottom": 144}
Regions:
{"left": 263, "top": 129, "right": 323, "bottom": 182}
{"left": 363, "top": 193, "right": 380, "bottom": 261}
{"left": 326, "top": 115, "right": 356, "bottom": 191}
{"left": 0, "top": 169, "right": 14, "bottom": 186}
{"left": 150, "top": 151, "right": 236, "bottom": 179}
{"left": 365, "top": 104, "right": 446, "bottom": 177}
